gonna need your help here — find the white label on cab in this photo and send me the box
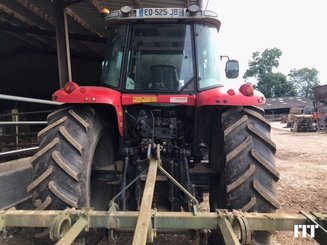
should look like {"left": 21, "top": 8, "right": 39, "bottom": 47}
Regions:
{"left": 170, "top": 97, "right": 188, "bottom": 103}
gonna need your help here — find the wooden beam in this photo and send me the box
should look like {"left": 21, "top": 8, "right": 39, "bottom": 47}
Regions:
{"left": 11, "top": 0, "right": 104, "bottom": 59}
{"left": 11, "top": 0, "right": 101, "bottom": 55}
{"left": 66, "top": 7, "right": 103, "bottom": 37}
{"left": 0, "top": 23, "right": 106, "bottom": 42}
{"left": 0, "top": 2, "right": 58, "bottom": 49}
{"left": 1, "top": 0, "right": 53, "bottom": 30}
{"left": 13, "top": 0, "right": 55, "bottom": 25}
{"left": 89, "top": 0, "right": 102, "bottom": 13}
{"left": 0, "top": 3, "right": 38, "bottom": 27}
{"left": 0, "top": 6, "right": 55, "bottom": 47}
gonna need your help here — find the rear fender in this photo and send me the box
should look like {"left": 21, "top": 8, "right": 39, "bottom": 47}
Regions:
{"left": 197, "top": 86, "right": 266, "bottom": 107}
{"left": 52, "top": 85, "right": 123, "bottom": 136}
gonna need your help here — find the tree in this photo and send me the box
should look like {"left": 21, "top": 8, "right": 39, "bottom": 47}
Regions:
{"left": 256, "top": 72, "right": 296, "bottom": 98}
{"left": 244, "top": 48, "right": 282, "bottom": 79}
{"left": 288, "top": 68, "right": 320, "bottom": 98}
{"left": 244, "top": 48, "right": 296, "bottom": 98}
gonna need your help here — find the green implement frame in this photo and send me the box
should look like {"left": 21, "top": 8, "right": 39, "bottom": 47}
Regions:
{"left": 1, "top": 147, "right": 327, "bottom": 244}
{"left": 0, "top": 208, "right": 327, "bottom": 244}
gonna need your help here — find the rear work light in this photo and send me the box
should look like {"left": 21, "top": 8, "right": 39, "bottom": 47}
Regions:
{"left": 239, "top": 84, "right": 254, "bottom": 96}
{"left": 63, "top": 81, "right": 78, "bottom": 94}
{"left": 187, "top": 4, "right": 201, "bottom": 14}
{"left": 120, "top": 6, "right": 133, "bottom": 15}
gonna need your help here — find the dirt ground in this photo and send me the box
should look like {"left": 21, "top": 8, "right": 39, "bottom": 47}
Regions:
{"left": 270, "top": 123, "right": 327, "bottom": 244}
{"left": 1, "top": 124, "right": 326, "bottom": 244}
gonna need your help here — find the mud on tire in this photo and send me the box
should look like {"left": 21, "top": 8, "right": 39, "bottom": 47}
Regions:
{"left": 210, "top": 106, "right": 280, "bottom": 244}
{"left": 28, "top": 105, "right": 115, "bottom": 210}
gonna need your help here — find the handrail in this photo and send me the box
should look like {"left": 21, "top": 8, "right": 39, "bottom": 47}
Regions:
{"left": 0, "top": 110, "right": 54, "bottom": 118}
{"left": 0, "top": 93, "right": 59, "bottom": 161}
{"left": 0, "top": 121, "right": 47, "bottom": 125}
{"left": 0, "top": 147, "right": 39, "bottom": 157}
{"left": 0, "top": 94, "right": 62, "bottom": 105}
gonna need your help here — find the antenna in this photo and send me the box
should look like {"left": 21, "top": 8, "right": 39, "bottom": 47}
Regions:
{"left": 205, "top": 0, "right": 210, "bottom": 9}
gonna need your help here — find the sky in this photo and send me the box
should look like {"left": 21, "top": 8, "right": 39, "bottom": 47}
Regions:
{"left": 208, "top": 0, "right": 327, "bottom": 85}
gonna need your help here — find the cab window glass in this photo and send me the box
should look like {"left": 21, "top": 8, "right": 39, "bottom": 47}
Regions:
{"left": 195, "top": 24, "right": 224, "bottom": 90}
{"left": 101, "top": 25, "right": 127, "bottom": 87}
{"left": 125, "top": 24, "right": 195, "bottom": 92}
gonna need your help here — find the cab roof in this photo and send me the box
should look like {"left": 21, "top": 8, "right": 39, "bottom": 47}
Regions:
{"left": 104, "top": 7, "right": 221, "bottom": 29}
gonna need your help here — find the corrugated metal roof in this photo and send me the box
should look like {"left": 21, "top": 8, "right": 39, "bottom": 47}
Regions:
{"left": 68, "top": 1, "right": 107, "bottom": 36}
{"left": 263, "top": 96, "right": 313, "bottom": 110}
{"left": 99, "top": 0, "right": 198, "bottom": 9}
{"left": 0, "top": 0, "right": 202, "bottom": 60}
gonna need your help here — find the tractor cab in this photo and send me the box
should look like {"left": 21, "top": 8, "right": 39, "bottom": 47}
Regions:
{"left": 100, "top": 5, "right": 239, "bottom": 93}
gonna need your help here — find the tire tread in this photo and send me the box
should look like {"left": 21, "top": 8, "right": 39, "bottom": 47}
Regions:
{"left": 218, "top": 106, "right": 279, "bottom": 211}
{"left": 29, "top": 105, "right": 113, "bottom": 211}
{"left": 226, "top": 164, "right": 255, "bottom": 193}
{"left": 52, "top": 151, "right": 79, "bottom": 181}
{"left": 69, "top": 109, "right": 90, "bottom": 130}
{"left": 59, "top": 126, "right": 83, "bottom": 154}
{"left": 36, "top": 196, "right": 52, "bottom": 210}
{"left": 48, "top": 181, "right": 77, "bottom": 207}
{"left": 37, "top": 116, "right": 67, "bottom": 140}
{"left": 226, "top": 136, "right": 252, "bottom": 162}
{"left": 253, "top": 180, "right": 280, "bottom": 209}
{"left": 251, "top": 149, "right": 280, "bottom": 180}
{"left": 27, "top": 166, "right": 53, "bottom": 192}
{"left": 30, "top": 138, "right": 59, "bottom": 165}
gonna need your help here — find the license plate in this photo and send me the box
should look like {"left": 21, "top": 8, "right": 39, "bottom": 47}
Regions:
{"left": 138, "top": 8, "right": 184, "bottom": 18}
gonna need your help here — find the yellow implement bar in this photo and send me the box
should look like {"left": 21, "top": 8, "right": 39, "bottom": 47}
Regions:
{"left": 132, "top": 158, "right": 158, "bottom": 245}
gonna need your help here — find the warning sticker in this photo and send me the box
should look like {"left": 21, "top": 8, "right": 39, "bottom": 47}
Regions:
{"left": 170, "top": 97, "right": 188, "bottom": 103}
{"left": 132, "top": 96, "right": 157, "bottom": 103}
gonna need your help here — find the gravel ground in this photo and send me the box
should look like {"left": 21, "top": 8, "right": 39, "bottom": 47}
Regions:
{"left": 1, "top": 125, "right": 326, "bottom": 244}
{"left": 270, "top": 124, "right": 327, "bottom": 245}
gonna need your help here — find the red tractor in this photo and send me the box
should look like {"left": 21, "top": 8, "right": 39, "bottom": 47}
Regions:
{"left": 29, "top": 5, "right": 278, "bottom": 244}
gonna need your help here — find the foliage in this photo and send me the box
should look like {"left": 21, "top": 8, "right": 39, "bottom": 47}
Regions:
{"left": 288, "top": 68, "right": 320, "bottom": 98}
{"left": 244, "top": 48, "right": 296, "bottom": 98}
{"left": 256, "top": 72, "right": 296, "bottom": 98}
{"left": 244, "top": 48, "right": 282, "bottom": 79}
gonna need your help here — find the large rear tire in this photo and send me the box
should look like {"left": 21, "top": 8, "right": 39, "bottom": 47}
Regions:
{"left": 28, "top": 105, "right": 115, "bottom": 211}
{"left": 210, "top": 106, "right": 280, "bottom": 244}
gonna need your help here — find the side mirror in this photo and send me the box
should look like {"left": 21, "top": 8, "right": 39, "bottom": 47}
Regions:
{"left": 225, "top": 60, "right": 239, "bottom": 79}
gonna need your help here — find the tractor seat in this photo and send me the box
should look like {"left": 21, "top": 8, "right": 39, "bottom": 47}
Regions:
{"left": 148, "top": 65, "right": 179, "bottom": 90}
